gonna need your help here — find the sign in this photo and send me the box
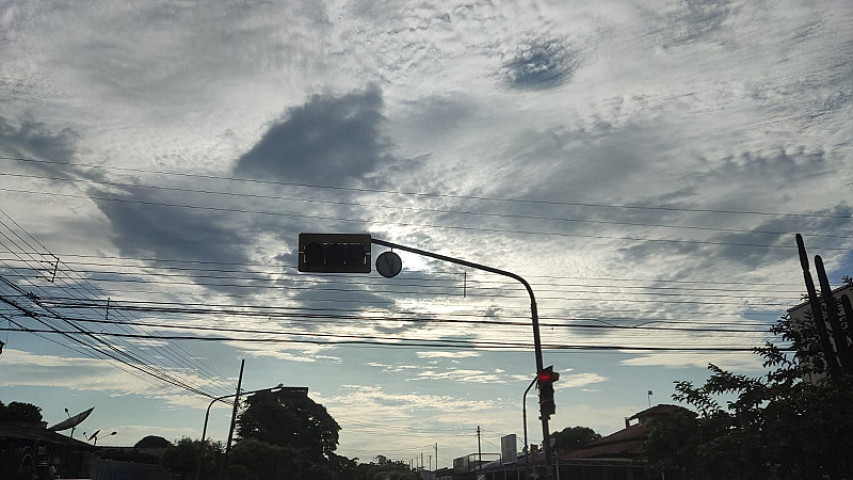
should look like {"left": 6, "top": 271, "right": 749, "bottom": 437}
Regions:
{"left": 501, "top": 434, "right": 518, "bottom": 464}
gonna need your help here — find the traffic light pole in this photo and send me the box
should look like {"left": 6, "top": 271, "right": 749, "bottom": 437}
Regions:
{"left": 370, "top": 238, "right": 554, "bottom": 478}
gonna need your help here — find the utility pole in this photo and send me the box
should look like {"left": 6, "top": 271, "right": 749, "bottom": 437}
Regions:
{"left": 477, "top": 426, "right": 482, "bottom": 469}
{"left": 435, "top": 443, "right": 438, "bottom": 471}
{"left": 222, "top": 359, "right": 245, "bottom": 480}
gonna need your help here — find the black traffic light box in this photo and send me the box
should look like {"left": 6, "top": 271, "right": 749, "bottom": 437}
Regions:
{"left": 298, "top": 233, "right": 372, "bottom": 273}
{"left": 538, "top": 366, "right": 560, "bottom": 419}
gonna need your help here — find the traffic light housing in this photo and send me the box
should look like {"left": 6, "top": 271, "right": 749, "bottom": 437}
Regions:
{"left": 298, "top": 233, "right": 372, "bottom": 273}
{"left": 537, "top": 366, "right": 559, "bottom": 419}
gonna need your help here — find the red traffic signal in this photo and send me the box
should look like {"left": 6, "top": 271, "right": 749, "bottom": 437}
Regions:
{"left": 537, "top": 366, "right": 559, "bottom": 419}
{"left": 298, "top": 233, "right": 372, "bottom": 273}
{"left": 538, "top": 366, "right": 560, "bottom": 384}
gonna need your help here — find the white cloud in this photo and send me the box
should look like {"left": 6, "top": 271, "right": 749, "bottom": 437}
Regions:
{"left": 555, "top": 372, "right": 608, "bottom": 389}
{"left": 620, "top": 352, "right": 765, "bottom": 371}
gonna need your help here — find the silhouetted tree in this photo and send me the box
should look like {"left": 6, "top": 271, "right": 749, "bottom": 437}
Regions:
{"left": 133, "top": 435, "right": 173, "bottom": 449}
{"left": 0, "top": 401, "right": 43, "bottom": 423}
{"left": 236, "top": 390, "right": 340, "bottom": 462}
{"left": 162, "top": 437, "right": 222, "bottom": 479}
{"left": 551, "top": 426, "right": 601, "bottom": 452}
{"left": 646, "top": 312, "right": 853, "bottom": 479}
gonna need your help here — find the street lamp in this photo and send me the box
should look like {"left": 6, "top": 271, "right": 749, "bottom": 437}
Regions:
{"left": 87, "top": 430, "right": 116, "bottom": 446}
{"left": 194, "top": 384, "right": 307, "bottom": 480}
{"left": 522, "top": 375, "right": 537, "bottom": 461}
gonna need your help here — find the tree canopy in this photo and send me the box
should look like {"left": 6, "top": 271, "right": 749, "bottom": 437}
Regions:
{"left": 133, "top": 435, "right": 173, "bottom": 449}
{"left": 236, "top": 390, "right": 340, "bottom": 460}
{"left": 645, "top": 308, "right": 853, "bottom": 479}
{"left": 551, "top": 426, "right": 601, "bottom": 452}
{"left": 231, "top": 390, "right": 344, "bottom": 480}
{"left": 0, "top": 400, "right": 43, "bottom": 423}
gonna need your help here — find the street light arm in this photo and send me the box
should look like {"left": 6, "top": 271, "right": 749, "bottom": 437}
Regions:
{"left": 370, "top": 238, "right": 553, "bottom": 478}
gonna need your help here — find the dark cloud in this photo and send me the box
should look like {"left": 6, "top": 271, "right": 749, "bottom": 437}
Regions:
{"left": 0, "top": 118, "right": 79, "bottom": 178}
{"left": 502, "top": 36, "right": 581, "bottom": 90}
{"left": 234, "top": 86, "right": 392, "bottom": 184}
{"left": 89, "top": 188, "right": 258, "bottom": 295}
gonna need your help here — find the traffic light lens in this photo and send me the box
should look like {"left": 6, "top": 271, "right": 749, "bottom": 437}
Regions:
{"left": 345, "top": 244, "right": 366, "bottom": 265}
{"left": 304, "top": 243, "right": 324, "bottom": 265}
{"left": 325, "top": 243, "right": 346, "bottom": 266}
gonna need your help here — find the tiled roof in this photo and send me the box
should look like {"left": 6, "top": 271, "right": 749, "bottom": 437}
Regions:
{"left": 562, "top": 404, "right": 686, "bottom": 461}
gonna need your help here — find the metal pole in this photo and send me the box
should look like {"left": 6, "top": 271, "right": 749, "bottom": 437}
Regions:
{"left": 371, "top": 238, "right": 553, "bottom": 478}
{"left": 196, "top": 392, "right": 236, "bottom": 480}
{"left": 477, "top": 426, "right": 482, "bottom": 469}
{"left": 522, "top": 375, "right": 537, "bottom": 462}
{"left": 222, "top": 359, "right": 245, "bottom": 480}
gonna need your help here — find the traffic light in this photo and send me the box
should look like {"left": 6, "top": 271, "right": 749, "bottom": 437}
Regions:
{"left": 298, "top": 233, "right": 372, "bottom": 273}
{"left": 537, "top": 365, "right": 559, "bottom": 419}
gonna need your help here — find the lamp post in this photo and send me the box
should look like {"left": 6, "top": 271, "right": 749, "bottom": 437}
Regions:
{"left": 522, "top": 375, "right": 537, "bottom": 462}
{"left": 89, "top": 431, "right": 116, "bottom": 446}
{"left": 370, "top": 238, "right": 555, "bottom": 479}
{"left": 195, "top": 383, "right": 299, "bottom": 480}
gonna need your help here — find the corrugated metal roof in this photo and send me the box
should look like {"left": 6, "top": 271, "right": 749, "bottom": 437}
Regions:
{"left": 0, "top": 422, "right": 94, "bottom": 448}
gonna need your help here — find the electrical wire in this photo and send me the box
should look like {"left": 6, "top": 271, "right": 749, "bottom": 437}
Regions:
{"left": 2, "top": 155, "right": 850, "bottom": 220}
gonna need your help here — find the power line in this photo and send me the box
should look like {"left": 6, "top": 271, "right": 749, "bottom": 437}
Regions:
{"left": 0, "top": 326, "right": 782, "bottom": 353}
{"left": 7, "top": 185, "right": 845, "bottom": 251}
{"left": 0, "top": 257, "right": 809, "bottom": 297}
{"left": 0, "top": 209, "right": 231, "bottom": 397}
{"left": 3, "top": 170, "right": 851, "bottom": 241}
{"left": 2, "top": 155, "right": 850, "bottom": 220}
{"left": 0, "top": 250, "right": 808, "bottom": 288}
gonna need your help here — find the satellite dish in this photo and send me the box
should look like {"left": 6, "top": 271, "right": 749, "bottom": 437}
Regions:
{"left": 48, "top": 407, "right": 95, "bottom": 432}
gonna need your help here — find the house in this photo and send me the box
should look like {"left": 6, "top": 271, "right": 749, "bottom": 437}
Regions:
{"left": 562, "top": 404, "right": 685, "bottom": 463}
{"left": 0, "top": 421, "right": 94, "bottom": 479}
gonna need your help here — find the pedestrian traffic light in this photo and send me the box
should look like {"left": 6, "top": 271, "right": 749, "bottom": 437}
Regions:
{"left": 298, "top": 233, "right": 372, "bottom": 273}
{"left": 538, "top": 366, "right": 559, "bottom": 419}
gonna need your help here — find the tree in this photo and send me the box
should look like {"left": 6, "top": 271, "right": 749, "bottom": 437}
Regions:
{"left": 354, "top": 456, "right": 416, "bottom": 480}
{"left": 228, "top": 438, "right": 304, "bottom": 480}
{"left": 162, "top": 437, "right": 222, "bottom": 480}
{"left": 0, "top": 401, "right": 43, "bottom": 423}
{"left": 236, "top": 390, "right": 340, "bottom": 461}
{"left": 133, "top": 435, "right": 173, "bottom": 449}
{"left": 645, "top": 311, "right": 853, "bottom": 479}
{"left": 232, "top": 390, "right": 345, "bottom": 480}
{"left": 550, "top": 426, "right": 601, "bottom": 452}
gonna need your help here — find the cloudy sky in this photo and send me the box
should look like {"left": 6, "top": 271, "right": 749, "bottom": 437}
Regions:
{"left": 1, "top": 0, "right": 852, "bottom": 467}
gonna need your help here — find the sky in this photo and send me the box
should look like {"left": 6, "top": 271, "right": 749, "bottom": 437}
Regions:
{"left": 1, "top": 0, "right": 852, "bottom": 469}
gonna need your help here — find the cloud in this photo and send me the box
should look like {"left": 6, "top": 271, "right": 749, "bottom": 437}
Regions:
{"left": 0, "top": 118, "right": 78, "bottom": 178}
{"left": 621, "top": 351, "right": 765, "bottom": 371}
{"left": 657, "top": 0, "right": 736, "bottom": 48}
{"left": 88, "top": 187, "right": 258, "bottom": 294}
{"left": 416, "top": 351, "right": 481, "bottom": 359}
{"left": 0, "top": 349, "right": 210, "bottom": 407}
{"left": 555, "top": 372, "right": 608, "bottom": 389}
{"left": 414, "top": 368, "right": 505, "bottom": 384}
{"left": 502, "top": 34, "right": 582, "bottom": 90}
{"left": 234, "top": 86, "right": 393, "bottom": 184}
